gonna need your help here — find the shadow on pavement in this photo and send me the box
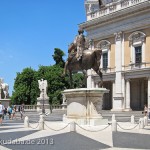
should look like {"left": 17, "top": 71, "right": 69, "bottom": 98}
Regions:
{"left": 113, "top": 131, "right": 150, "bottom": 149}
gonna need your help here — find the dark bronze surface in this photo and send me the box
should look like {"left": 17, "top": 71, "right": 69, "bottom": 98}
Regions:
{"left": 63, "top": 43, "right": 103, "bottom": 88}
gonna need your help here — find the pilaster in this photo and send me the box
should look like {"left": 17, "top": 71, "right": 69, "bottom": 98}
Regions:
{"left": 148, "top": 77, "right": 150, "bottom": 108}
{"left": 124, "top": 79, "right": 132, "bottom": 111}
{"left": 112, "top": 32, "right": 124, "bottom": 111}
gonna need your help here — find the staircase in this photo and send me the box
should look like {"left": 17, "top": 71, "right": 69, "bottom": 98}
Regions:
{"left": 23, "top": 109, "right": 145, "bottom": 123}
{"left": 101, "top": 110, "right": 144, "bottom": 122}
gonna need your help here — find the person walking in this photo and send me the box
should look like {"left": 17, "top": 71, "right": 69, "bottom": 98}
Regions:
{"left": 0, "top": 101, "right": 4, "bottom": 125}
{"left": 19, "top": 104, "right": 24, "bottom": 120}
{"left": 7, "top": 106, "right": 12, "bottom": 119}
{"left": 3, "top": 107, "right": 7, "bottom": 120}
{"left": 144, "top": 104, "right": 148, "bottom": 116}
{"left": 12, "top": 105, "right": 16, "bottom": 120}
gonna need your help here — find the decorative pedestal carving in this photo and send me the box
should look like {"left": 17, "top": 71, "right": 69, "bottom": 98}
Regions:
{"left": 37, "top": 97, "right": 50, "bottom": 113}
{"left": 0, "top": 99, "right": 10, "bottom": 107}
{"left": 62, "top": 88, "right": 109, "bottom": 125}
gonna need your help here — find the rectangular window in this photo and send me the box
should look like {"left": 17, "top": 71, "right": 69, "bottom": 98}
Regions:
{"left": 135, "top": 46, "right": 142, "bottom": 64}
{"left": 103, "top": 52, "right": 108, "bottom": 69}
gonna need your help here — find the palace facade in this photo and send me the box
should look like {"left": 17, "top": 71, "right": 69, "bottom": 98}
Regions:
{"left": 79, "top": 0, "right": 150, "bottom": 111}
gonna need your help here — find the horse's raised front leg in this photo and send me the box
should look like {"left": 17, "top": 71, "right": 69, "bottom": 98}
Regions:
{"left": 62, "top": 61, "right": 68, "bottom": 76}
{"left": 95, "top": 68, "right": 103, "bottom": 88}
{"left": 98, "top": 69, "right": 103, "bottom": 87}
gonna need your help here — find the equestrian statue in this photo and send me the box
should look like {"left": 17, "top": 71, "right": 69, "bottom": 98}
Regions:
{"left": 63, "top": 29, "right": 103, "bottom": 88}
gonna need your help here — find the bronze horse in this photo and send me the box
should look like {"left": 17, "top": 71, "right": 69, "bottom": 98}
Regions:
{"left": 63, "top": 43, "right": 103, "bottom": 88}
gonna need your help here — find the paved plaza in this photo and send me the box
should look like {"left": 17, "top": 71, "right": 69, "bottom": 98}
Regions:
{"left": 0, "top": 114, "right": 150, "bottom": 150}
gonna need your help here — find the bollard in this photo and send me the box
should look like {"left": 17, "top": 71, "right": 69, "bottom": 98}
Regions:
{"left": 112, "top": 114, "right": 116, "bottom": 122}
{"left": 112, "top": 120, "right": 117, "bottom": 132}
{"left": 131, "top": 115, "right": 135, "bottom": 124}
{"left": 139, "top": 118, "right": 144, "bottom": 129}
{"left": 39, "top": 115, "right": 44, "bottom": 130}
{"left": 70, "top": 122, "right": 76, "bottom": 132}
{"left": 144, "top": 116, "right": 148, "bottom": 126}
{"left": 24, "top": 116, "right": 29, "bottom": 128}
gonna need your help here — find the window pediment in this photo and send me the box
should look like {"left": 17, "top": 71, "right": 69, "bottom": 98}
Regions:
{"left": 96, "top": 40, "right": 111, "bottom": 50}
{"left": 128, "top": 31, "right": 146, "bottom": 46}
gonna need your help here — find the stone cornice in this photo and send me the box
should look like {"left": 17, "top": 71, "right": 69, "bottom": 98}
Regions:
{"left": 79, "top": 1, "right": 150, "bottom": 30}
{"left": 92, "top": 67, "right": 150, "bottom": 81}
{"left": 85, "top": 14, "right": 150, "bottom": 41}
{"left": 93, "top": 72, "right": 116, "bottom": 81}
{"left": 124, "top": 68, "right": 150, "bottom": 79}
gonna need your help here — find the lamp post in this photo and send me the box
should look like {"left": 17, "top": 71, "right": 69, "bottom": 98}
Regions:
{"left": 42, "top": 89, "right": 45, "bottom": 114}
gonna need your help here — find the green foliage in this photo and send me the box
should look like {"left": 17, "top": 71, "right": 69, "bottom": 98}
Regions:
{"left": 52, "top": 48, "right": 65, "bottom": 67}
{"left": 72, "top": 73, "right": 85, "bottom": 88}
{"left": 11, "top": 68, "right": 38, "bottom": 105}
{"left": 37, "top": 65, "right": 70, "bottom": 104}
{"left": 11, "top": 48, "right": 85, "bottom": 105}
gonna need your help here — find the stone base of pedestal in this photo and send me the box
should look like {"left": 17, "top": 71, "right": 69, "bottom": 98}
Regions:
{"left": 111, "top": 109, "right": 124, "bottom": 112}
{"left": 0, "top": 99, "right": 11, "bottom": 107}
{"left": 63, "top": 115, "right": 108, "bottom": 125}
{"left": 112, "top": 96, "right": 124, "bottom": 111}
{"left": 124, "top": 108, "right": 132, "bottom": 112}
{"left": 62, "top": 88, "right": 109, "bottom": 126}
{"left": 37, "top": 98, "right": 50, "bottom": 113}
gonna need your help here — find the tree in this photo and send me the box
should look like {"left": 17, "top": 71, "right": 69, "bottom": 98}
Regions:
{"left": 11, "top": 48, "right": 85, "bottom": 106}
{"left": 52, "top": 48, "right": 65, "bottom": 67}
{"left": 37, "top": 65, "right": 70, "bottom": 105}
{"left": 11, "top": 67, "right": 38, "bottom": 105}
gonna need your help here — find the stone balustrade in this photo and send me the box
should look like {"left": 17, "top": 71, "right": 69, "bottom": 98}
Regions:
{"left": 87, "top": 0, "right": 148, "bottom": 21}
{"left": 16, "top": 104, "right": 63, "bottom": 112}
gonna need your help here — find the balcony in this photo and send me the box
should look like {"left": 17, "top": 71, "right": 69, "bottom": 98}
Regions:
{"left": 86, "top": 0, "right": 148, "bottom": 21}
{"left": 91, "top": 67, "right": 116, "bottom": 75}
{"left": 123, "top": 62, "right": 150, "bottom": 71}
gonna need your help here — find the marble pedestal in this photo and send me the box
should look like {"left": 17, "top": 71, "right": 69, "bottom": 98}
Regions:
{"left": 0, "top": 99, "right": 11, "bottom": 107}
{"left": 37, "top": 97, "right": 50, "bottom": 113}
{"left": 62, "top": 88, "right": 109, "bottom": 125}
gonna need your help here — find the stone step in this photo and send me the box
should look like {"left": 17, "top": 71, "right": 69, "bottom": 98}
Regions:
{"left": 20, "top": 110, "right": 147, "bottom": 122}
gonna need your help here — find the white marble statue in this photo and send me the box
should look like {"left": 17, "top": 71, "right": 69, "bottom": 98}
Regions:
{"left": 38, "top": 79, "right": 48, "bottom": 99}
{"left": 0, "top": 78, "right": 9, "bottom": 99}
{"left": 62, "top": 94, "right": 67, "bottom": 104}
{"left": 1, "top": 83, "right": 9, "bottom": 99}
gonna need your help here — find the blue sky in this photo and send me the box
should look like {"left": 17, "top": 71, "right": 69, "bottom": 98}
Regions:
{"left": 0, "top": 0, "right": 86, "bottom": 95}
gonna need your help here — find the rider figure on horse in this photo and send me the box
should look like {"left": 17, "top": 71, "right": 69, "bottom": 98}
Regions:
{"left": 74, "top": 29, "right": 86, "bottom": 61}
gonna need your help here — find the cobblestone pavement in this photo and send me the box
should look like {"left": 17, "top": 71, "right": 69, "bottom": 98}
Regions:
{"left": 0, "top": 115, "right": 150, "bottom": 150}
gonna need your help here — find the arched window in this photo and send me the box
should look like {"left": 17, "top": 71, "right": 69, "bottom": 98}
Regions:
{"left": 128, "top": 31, "right": 146, "bottom": 66}
{"left": 96, "top": 40, "right": 111, "bottom": 70}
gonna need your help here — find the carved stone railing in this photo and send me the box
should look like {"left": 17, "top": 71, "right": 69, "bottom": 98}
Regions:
{"left": 87, "top": 0, "right": 148, "bottom": 21}
{"left": 101, "top": 67, "right": 116, "bottom": 74}
{"left": 24, "top": 105, "right": 37, "bottom": 111}
{"left": 21, "top": 104, "right": 63, "bottom": 112}
{"left": 123, "top": 62, "right": 150, "bottom": 71}
{"left": 91, "top": 67, "right": 116, "bottom": 75}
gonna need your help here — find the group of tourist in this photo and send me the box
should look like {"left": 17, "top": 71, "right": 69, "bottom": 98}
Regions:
{"left": 0, "top": 101, "right": 24, "bottom": 125}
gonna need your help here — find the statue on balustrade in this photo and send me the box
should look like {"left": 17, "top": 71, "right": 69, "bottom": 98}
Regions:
{"left": 38, "top": 79, "right": 49, "bottom": 99}
{"left": 0, "top": 78, "right": 9, "bottom": 99}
